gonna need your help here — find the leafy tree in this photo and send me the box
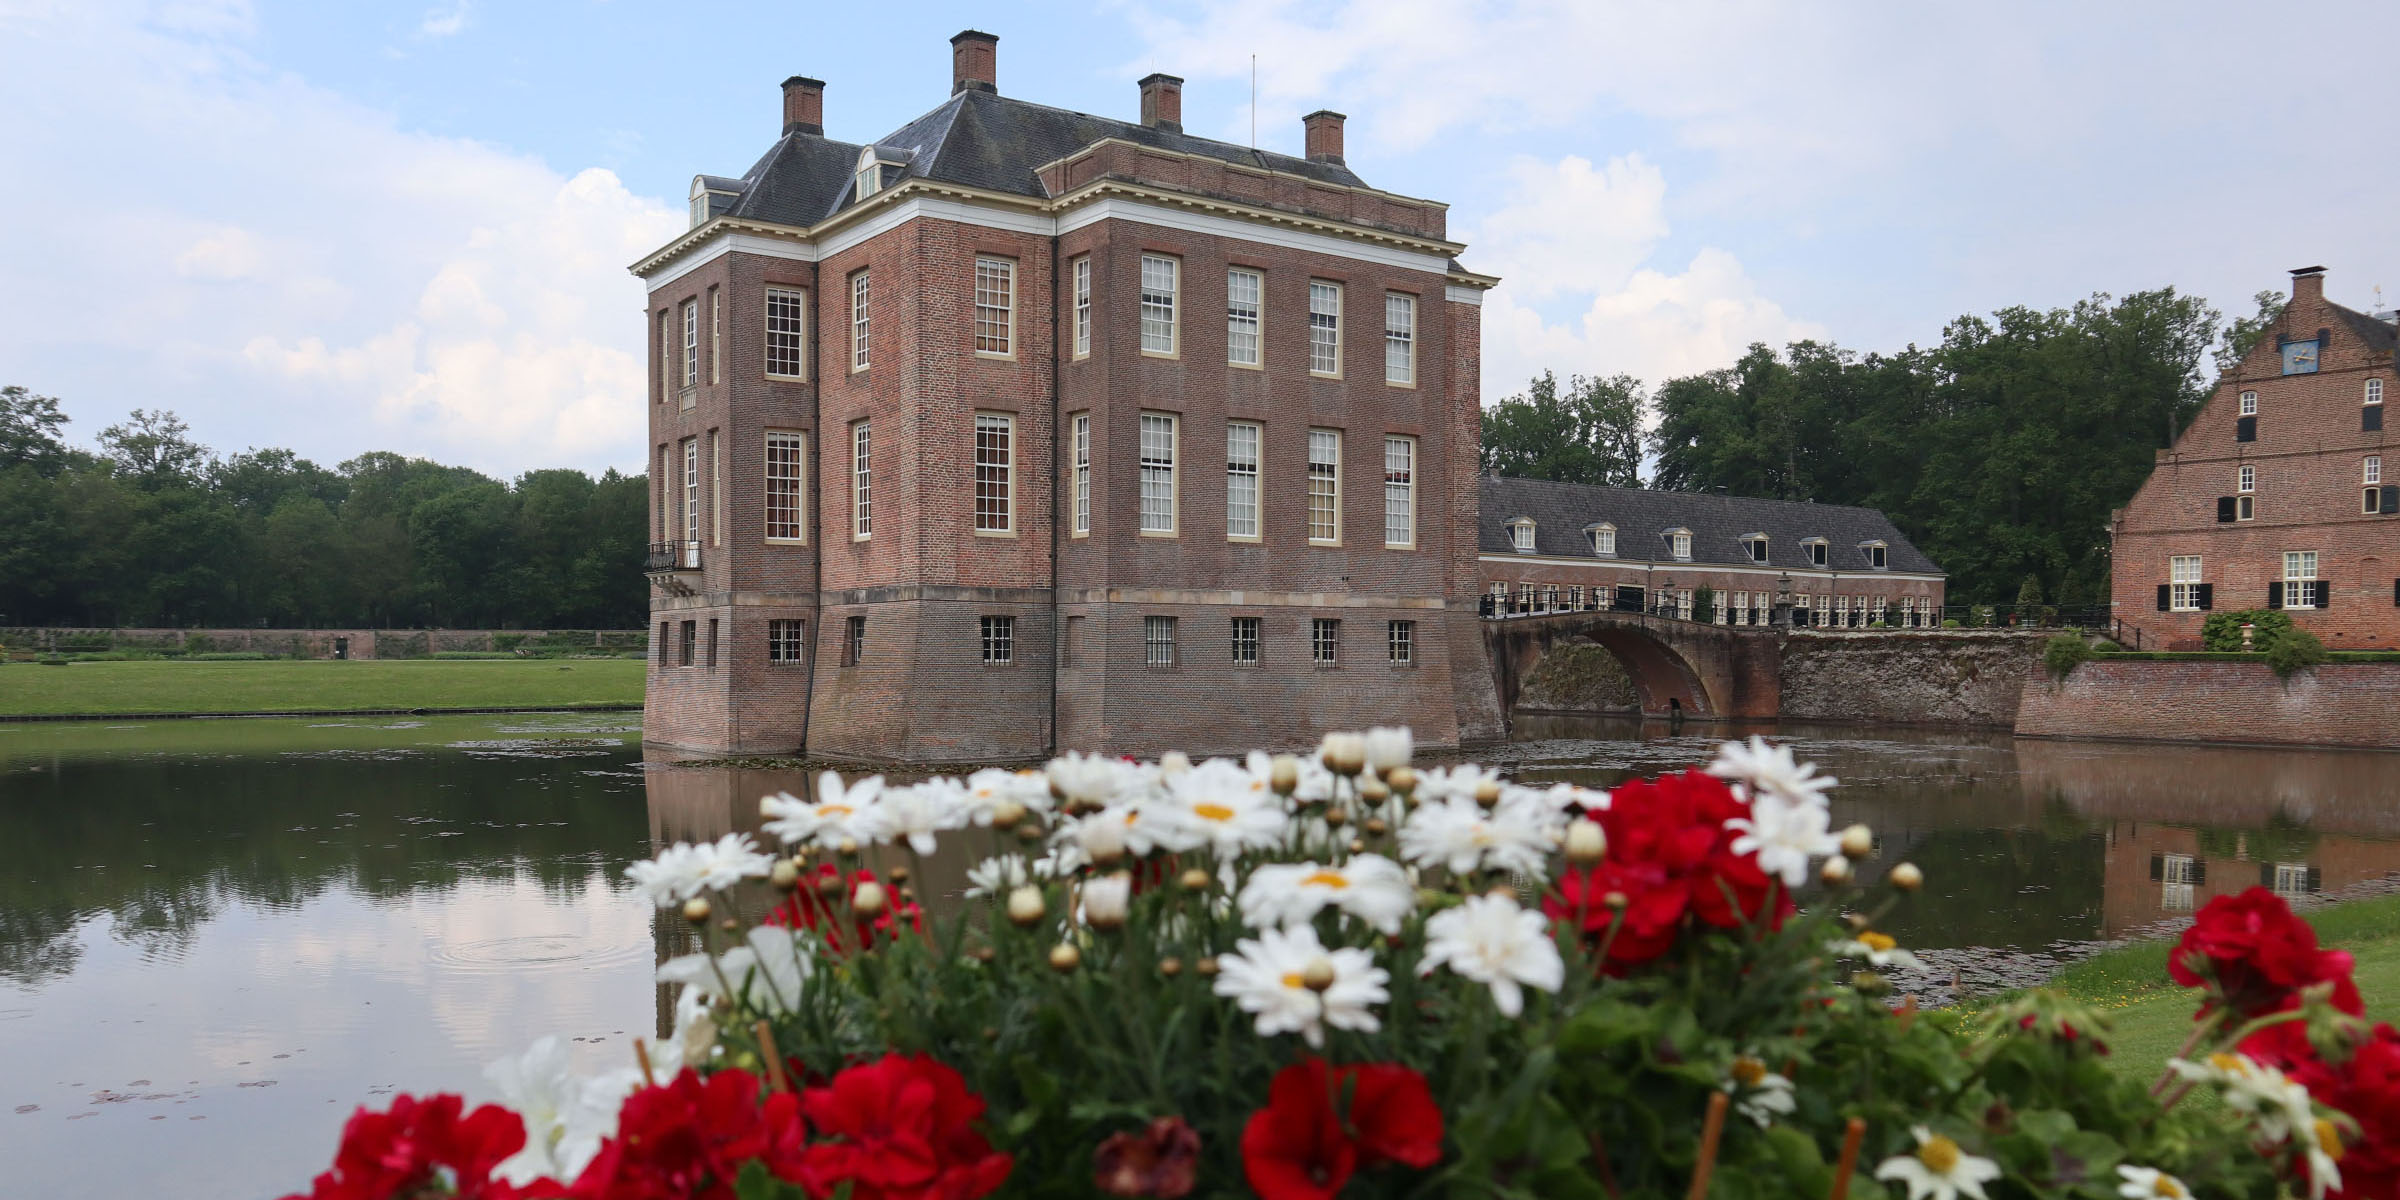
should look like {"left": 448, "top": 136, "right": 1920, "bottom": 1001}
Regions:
{"left": 0, "top": 385, "right": 71, "bottom": 475}
{"left": 1480, "top": 371, "right": 1645, "bottom": 486}
{"left": 98, "top": 408, "right": 210, "bottom": 489}
{"left": 2016, "top": 574, "right": 2045, "bottom": 607}
{"left": 2215, "top": 289, "right": 2287, "bottom": 378}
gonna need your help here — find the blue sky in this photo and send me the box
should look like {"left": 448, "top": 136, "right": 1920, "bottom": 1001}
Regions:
{"left": 2, "top": 0, "right": 2395, "bottom": 477}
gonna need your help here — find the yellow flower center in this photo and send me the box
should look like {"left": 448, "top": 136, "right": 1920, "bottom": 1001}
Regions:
{"left": 1280, "top": 972, "right": 1305, "bottom": 989}
{"left": 2315, "top": 1118, "right": 2344, "bottom": 1160}
{"left": 1301, "top": 870, "right": 1351, "bottom": 889}
{"left": 819, "top": 804, "right": 852, "bottom": 816}
{"left": 1124, "top": 812, "right": 1140, "bottom": 826}
{"left": 1193, "top": 803, "right": 1236, "bottom": 823}
{"left": 1859, "top": 931, "right": 1897, "bottom": 953}
{"left": 1917, "top": 1135, "right": 1961, "bottom": 1175}
{"left": 1730, "top": 1057, "right": 1768, "bottom": 1087}
{"left": 2207, "top": 1052, "right": 2245, "bottom": 1074}
{"left": 2154, "top": 1176, "right": 2185, "bottom": 1198}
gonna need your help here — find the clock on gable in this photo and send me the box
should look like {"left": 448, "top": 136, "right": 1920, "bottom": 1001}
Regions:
{"left": 2282, "top": 338, "right": 2321, "bottom": 375}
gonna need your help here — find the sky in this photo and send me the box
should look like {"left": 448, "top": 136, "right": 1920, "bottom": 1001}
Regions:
{"left": 2, "top": 0, "right": 2396, "bottom": 479}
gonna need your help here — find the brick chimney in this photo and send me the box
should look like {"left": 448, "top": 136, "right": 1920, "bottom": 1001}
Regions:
{"left": 2291, "top": 265, "right": 2327, "bottom": 302}
{"left": 781, "top": 76, "right": 824, "bottom": 136}
{"left": 951, "top": 30, "right": 997, "bottom": 94}
{"left": 1302, "top": 109, "right": 1346, "bottom": 163}
{"left": 1139, "top": 73, "right": 1183, "bottom": 132}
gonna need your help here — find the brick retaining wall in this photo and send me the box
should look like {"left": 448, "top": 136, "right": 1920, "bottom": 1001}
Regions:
{"left": 1777, "top": 630, "right": 2049, "bottom": 727}
{"left": 2015, "top": 659, "right": 2400, "bottom": 749}
{"left": 1, "top": 627, "right": 646, "bottom": 659}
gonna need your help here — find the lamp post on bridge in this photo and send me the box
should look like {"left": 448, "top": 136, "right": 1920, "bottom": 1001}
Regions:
{"left": 1774, "top": 572, "right": 1795, "bottom": 628}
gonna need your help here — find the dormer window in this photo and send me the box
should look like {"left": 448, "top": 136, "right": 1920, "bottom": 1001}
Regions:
{"left": 855, "top": 160, "right": 882, "bottom": 200}
{"left": 854, "top": 147, "right": 908, "bottom": 202}
{"left": 1586, "top": 523, "right": 1616, "bottom": 557}
{"left": 1859, "top": 541, "right": 1888, "bottom": 569}
{"left": 687, "top": 178, "right": 737, "bottom": 229}
{"left": 1741, "top": 533, "right": 1769, "bottom": 563}
{"left": 1665, "top": 528, "right": 1692, "bottom": 560}
{"left": 1803, "top": 538, "right": 1828, "bottom": 567}
{"left": 1508, "top": 518, "right": 1536, "bottom": 553}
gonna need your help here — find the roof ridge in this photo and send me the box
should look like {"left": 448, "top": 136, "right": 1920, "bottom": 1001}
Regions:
{"left": 1482, "top": 473, "right": 1893, "bottom": 516}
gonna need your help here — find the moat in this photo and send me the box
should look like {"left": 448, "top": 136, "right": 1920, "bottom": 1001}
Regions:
{"left": 3, "top": 714, "right": 2397, "bottom": 1197}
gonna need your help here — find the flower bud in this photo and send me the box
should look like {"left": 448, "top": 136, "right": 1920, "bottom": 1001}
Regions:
{"left": 1048, "top": 943, "right": 1082, "bottom": 973}
{"left": 1348, "top": 838, "right": 1367, "bottom": 855}
{"left": 768, "top": 859, "right": 801, "bottom": 890}
{"left": 1160, "top": 751, "right": 1193, "bottom": 777}
{"left": 834, "top": 837, "right": 860, "bottom": 859}
{"left": 1269, "top": 755, "right": 1301, "bottom": 795}
{"left": 1474, "top": 780, "right": 1503, "bottom": 808}
{"left": 1356, "top": 775, "right": 1391, "bottom": 804}
{"left": 1016, "top": 822, "right": 1045, "bottom": 843}
{"left": 1364, "top": 817, "right": 1389, "bottom": 836}
{"left": 1158, "top": 956, "right": 1183, "bottom": 978}
{"left": 1196, "top": 956, "right": 1220, "bottom": 977}
{"left": 1383, "top": 766, "right": 1417, "bottom": 796}
{"left": 1839, "top": 824, "right": 1874, "bottom": 860}
{"left": 1820, "top": 856, "right": 1854, "bottom": 885}
{"left": 851, "top": 880, "right": 889, "bottom": 916}
{"left": 1178, "top": 867, "right": 1213, "bottom": 892}
{"left": 719, "top": 917, "right": 740, "bottom": 933}
{"left": 971, "top": 946, "right": 996, "bottom": 963}
{"left": 1320, "top": 733, "right": 1367, "bottom": 777}
{"left": 1564, "top": 818, "right": 1607, "bottom": 865}
{"left": 886, "top": 864, "right": 911, "bottom": 884}
{"left": 1851, "top": 969, "right": 1891, "bottom": 996}
{"left": 1363, "top": 726, "right": 1413, "bottom": 773}
{"left": 1083, "top": 872, "right": 1132, "bottom": 932}
{"left": 815, "top": 874, "right": 844, "bottom": 899}
{"left": 1324, "top": 807, "right": 1349, "bottom": 828}
{"left": 681, "top": 896, "right": 712, "bottom": 924}
{"left": 1889, "top": 862, "right": 1924, "bottom": 892}
{"left": 1006, "top": 885, "right": 1046, "bottom": 928}
{"left": 1300, "top": 956, "right": 1337, "bottom": 992}
{"left": 990, "top": 801, "right": 1026, "bottom": 831}
{"left": 1603, "top": 890, "right": 1629, "bottom": 911}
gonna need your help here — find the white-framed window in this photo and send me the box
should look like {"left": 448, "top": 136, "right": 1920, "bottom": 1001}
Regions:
{"left": 1670, "top": 529, "right": 1692, "bottom": 560}
{"left": 1144, "top": 615, "right": 1177, "bottom": 666}
{"left": 1139, "top": 411, "right": 1177, "bottom": 534}
{"left": 1387, "top": 620, "right": 1413, "bottom": 664}
{"left": 680, "top": 437, "right": 700, "bottom": 547}
{"left": 1863, "top": 542, "right": 1888, "bottom": 569}
{"left": 765, "top": 431, "right": 805, "bottom": 543}
{"left": 2240, "top": 390, "right": 2258, "bottom": 416}
{"left": 981, "top": 615, "right": 1014, "bottom": 664}
{"left": 1383, "top": 435, "right": 1415, "bottom": 548}
{"left": 1511, "top": 519, "right": 1536, "bottom": 552}
{"left": 2284, "top": 550, "right": 2319, "bottom": 608}
{"left": 1544, "top": 584, "right": 1561, "bottom": 611}
{"left": 1589, "top": 524, "right": 1615, "bottom": 556}
{"left": 850, "top": 420, "right": 872, "bottom": 539}
{"left": 768, "top": 619, "right": 807, "bottom": 666}
{"left": 2169, "top": 555, "right": 2202, "bottom": 611}
{"left": 2370, "top": 379, "right": 2386, "bottom": 406}
{"left": 708, "top": 287, "right": 722, "bottom": 385}
{"left": 849, "top": 271, "right": 870, "bottom": 371}
{"left": 1072, "top": 257, "right": 1092, "bottom": 359}
{"left": 1311, "top": 617, "right": 1340, "bottom": 664}
{"left": 1231, "top": 616, "right": 1260, "bottom": 664}
{"left": 1727, "top": 591, "right": 1748, "bottom": 626}
{"left": 1308, "top": 281, "right": 1342, "bottom": 375}
{"left": 974, "top": 412, "right": 1013, "bottom": 533}
{"left": 973, "top": 257, "right": 1014, "bottom": 356}
{"left": 657, "top": 311, "right": 672, "bottom": 403}
{"left": 1227, "top": 268, "right": 1262, "bottom": 366}
{"left": 1140, "top": 254, "right": 1179, "bottom": 356}
{"left": 1804, "top": 539, "right": 1828, "bottom": 566}
{"left": 710, "top": 431, "right": 723, "bottom": 546}
{"left": 680, "top": 300, "right": 699, "bottom": 389}
{"left": 1307, "top": 429, "right": 1342, "bottom": 544}
{"left": 2239, "top": 464, "right": 2255, "bottom": 493}
{"left": 1072, "top": 413, "right": 1091, "bottom": 536}
{"left": 1567, "top": 585, "right": 1583, "bottom": 610}
{"left": 842, "top": 614, "right": 865, "bottom": 666}
{"left": 1743, "top": 534, "right": 1768, "bottom": 563}
{"left": 2272, "top": 861, "right": 2314, "bottom": 900}
{"left": 854, "top": 155, "right": 881, "bottom": 201}
{"left": 765, "top": 287, "right": 806, "bottom": 379}
{"left": 2367, "top": 455, "right": 2383, "bottom": 485}
{"left": 1517, "top": 583, "right": 1535, "bottom": 611}
{"left": 1383, "top": 293, "right": 1415, "bottom": 385}
{"left": 1227, "top": 421, "right": 1261, "bottom": 540}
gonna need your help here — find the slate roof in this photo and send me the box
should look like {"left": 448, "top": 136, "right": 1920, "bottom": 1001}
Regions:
{"left": 708, "top": 87, "right": 1383, "bottom": 231}
{"left": 1478, "top": 476, "right": 1943, "bottom": 576}
{"left": 2322, "top": 298, "right": 2399, "bottom": 364}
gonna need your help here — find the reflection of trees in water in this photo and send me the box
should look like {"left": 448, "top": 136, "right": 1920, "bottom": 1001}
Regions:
{"left": 0, "top": 750, "right": 649, "bottom": 987}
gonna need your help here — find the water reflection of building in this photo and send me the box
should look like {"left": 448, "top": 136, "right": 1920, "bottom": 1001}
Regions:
{"left": 2017, "top": 740, "right": 2400, "bottom": 937}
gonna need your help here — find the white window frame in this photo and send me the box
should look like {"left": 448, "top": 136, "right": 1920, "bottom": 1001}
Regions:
{"left": 1227, "top": 267, "right": 1262, "bottom": 367}
{"left": 680, "top": 437, "right": 700, "bottom": 548}
{"left": 768, "top": 618, "right": 807, "bottom": 666}
{"left": 981, "top": 615, "right": 1014, "bottom": 665}
{"left": 2170, "top": 555, "right": 2202, "bottom": 612}
{"left": 850, "top": 420, "right": 872, "bottom": 540}
{"left": 1139, "top": 254, "right": 1179, "bottom": 357}
{"left": 1589, "top": 524, "right": 1615, "bottom": 557}
{"left": 1231, "top": 616, "right": 1260, "bottom": 664}
{"left": 1311, "top": 617, "right": 1340, "bottom": 665}
{"left": 1144, "top": 615, "right": 1177, "bottom": 666}
{"left": 1072, "top": 412, "right": 1091, "bottom": 537}
{"left": 1743, "top": 534, "right": 1769, "bottom": 563}
{"left": 1139, "top": 411, "right": 1178, "bottom": 536}
{"left": 765, "top": 431, "right": 806, "bottom": 543}
{"left": 2367, "top": 455, "right": 2383, "bottom": 486}
{"left": 1670, "top": 529, "right": 1693, "bottom": 561}
{"left": 2240, "top": 390, "right": 2258, "bottom": 416}
{"left": 1072, "top": 257, "right": 1092, "bottom": 359}
{"left": 1307, "top": 428, "right": 1342, "bottom": 545}
{"left": 1387, "top": 619, "right": 1413, "bottom": 665}
{"left": 1383, "top": 434, "right": 1415, "bottom": 548}
{"left": 2239, "top": 464, "right": 2255, "bottom": 493}
{"left": 1383, "top": 292, "right": 1415, "bottom": 386}
{"left": 708, "top": 287, "right": 722, "bottom": 385}
{"left": 1226, "top": 420, "right": 1261, "bottom": 541}
{"left": 764, "top": 287, "right": 807, "bottom": 379}
{"left": 973, "top": 257, "right": 1015, "bottom": 358}
{"left": 2370, "top": 379, "right": 2385, "bottom": 407}
{"left": 1308, "top": 281, "right": 1342, "bottom": 377}
{"left": 710, "top": 431, "right": 723, "bottom": 546}
{"left": 974, "top": 411, "right": 1014, "bottom": 534}
{"left": 2284, "top": 550, "right": 2318, "bottom": 608}
{"left": 1861, "top": 541, "right": 1888, "bottom": 569}
{"left": 680, "top": 300, "right": 699, "bottom": 390}
{"left": 849, "top": 271, "right": 871, "bottom": 372}
{"left": 1511, "top": 519, "right": 1536, "bottom": 553}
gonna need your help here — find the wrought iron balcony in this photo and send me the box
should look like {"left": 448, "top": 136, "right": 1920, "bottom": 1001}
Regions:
{"left": 645, "top": 540, "right": 701, "bottom": 574}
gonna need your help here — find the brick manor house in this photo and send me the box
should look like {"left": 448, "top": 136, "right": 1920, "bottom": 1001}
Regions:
{"left": 2110, "top": 267, "right": 2400, "bottom": 650}
{"left": 633, "top": 32, "right": 1945, "bottom": 761}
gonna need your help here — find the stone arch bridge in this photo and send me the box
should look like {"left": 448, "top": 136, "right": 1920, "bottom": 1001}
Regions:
{"left": 1482, "top": 610, "right": 1785, "bottom": 726}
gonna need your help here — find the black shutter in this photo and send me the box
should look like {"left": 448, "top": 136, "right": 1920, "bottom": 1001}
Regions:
{"left": 2307, "top": 866, "right": 2323, "bottom": 893}
{"left": 2149, "top": 854, "right": 2163, "bottom": 881}
{"left": 2368, "top": 406, "right": 2385, "bottom": 432}
{"left": 2216, "top": 496, "right": 2236, "bottom": 522}
{"left": 2156, "top": 584, "right": 2171, "bottom": 611}
{"left": 2318, "top": 584, "right": 2331, "bottom": 610}
{"left": 2383, "top": 485, "right": 2397, "bottom": 513}
{"left": 2191, "top": 859, "right": 2207, "bottom": 886}
{"left": 2393, "top": 578, "right": 2399, "bottom": 608}
{"left": 2237, "top": 415, "right": 2257, "bottom": 442}
{"left": 2197, "top": 583, "right": 2214, "bottom": 610}
{"left": 2260, "top": 861, "right": 2277, "bottom": 887}
{"left": 2268, "top": 582, "right": 2284, "bottom": 609}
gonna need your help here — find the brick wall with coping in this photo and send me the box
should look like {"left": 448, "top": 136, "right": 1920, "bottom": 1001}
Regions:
{"left": 2015, "top": 659, "right": 2400, "bottom": 749}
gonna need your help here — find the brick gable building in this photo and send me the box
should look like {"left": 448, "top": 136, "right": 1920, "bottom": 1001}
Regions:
{"left": 634, "top": 32, "right": 1498, "bottom": 762}
{"left": 2109, "top": 267, "right": 2400, "bottom": 651}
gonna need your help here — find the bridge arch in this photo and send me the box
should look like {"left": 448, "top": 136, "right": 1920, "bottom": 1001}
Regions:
{"left": 1482, "top": 612, "right": 1782, "bottom": 728}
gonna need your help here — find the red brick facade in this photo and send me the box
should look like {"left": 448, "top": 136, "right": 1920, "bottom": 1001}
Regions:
{"left": 2016, "top": 659, "right": 2400, "bottom": 750}
{"left": 2109, "top": 267, "right": 2400, "bottom": 650}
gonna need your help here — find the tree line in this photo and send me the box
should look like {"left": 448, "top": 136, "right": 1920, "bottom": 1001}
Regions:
{"left": 0, "top": 390, "right": 648, "bottom": 629}
{"left": 1480, "top": 288, "right": 2286, "bottom": 606}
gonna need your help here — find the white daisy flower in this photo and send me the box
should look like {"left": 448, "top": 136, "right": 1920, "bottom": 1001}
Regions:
{"left": 1397, "top": 796, "right": 1552, "bottom": 876}
{"left": 624, "top": 833, "right": 775, "bottom": 907}
{"left": 1412, "top": 763, "right": 1504, "bottom": 805}
{"left": 2115, "top": 1165, "right": 2192, "bottom": 1200}
{"left": 1046, "top": 751, "right": 1129, "bottom": 808}
{"left": 1725, "top": 792, "right": 1841, "bottom": 888}
{"left": 2171, "top": 1053, "right": 2319, "bottom": 1147}
{"left": 1080, "top": 871, "right": 1133, "bottom": 928}
{"left": 656, "top": 925, "right": 812, "bottom": 1016}
{"left": 876, "top": 778, "right": 970, "bottom": 855}
{"left": 1722, "top": 1056, "right": 1796, "bottom": 1128}
{"left": 1238, "top": 855, "right": 1416, "bottom": 934}
{"left": 1150, "top": 758, "right": 1291, "bottom": 856}
{"left": 484, "top": 1037, "right": 663, "bottom": 1187}
{"left": 1211, "top": 925, "right": 1389, "bottom": 1048}
{"left": 1362, "top": 726, "right": 1413, "bottom": 773}
{"left": 2304, "top": 1118, "right": 2345, "bottom": 1200}
{"left": 1874, "top": 1126, "right": 2001, "bottom": 1200}
{"left": 760, "top": 772, "right": 889, "bottom": 849}
{"left": 961, "top": 767, "right": 1055, "bottom": 823}
{"left": 1828, "top": 930, "right": 1927, "bottom": 972}
{"left": 965, "top": 853, "right": 1052, "bottom": 898}
{"left": 1707, "top": 736, "right": 1837, "bottom": 808}
{"left": 1048, "top": 803, "right": 1148, "bottom": 870}
{"left": 1242, "top": 749, "right": 1334, "bottom": 804}
{"left": 668, "top": 982, "right": 719, "bottom": 1067}
{"left": 1418, "top": 893, "right": 1565, "bottom": 1018}
{"left": 1505, "top": 781, "right": 1610, "bottom": 818}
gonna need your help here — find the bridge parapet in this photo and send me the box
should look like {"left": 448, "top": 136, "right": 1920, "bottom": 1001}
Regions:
{"left": 1481, "top": 609, "right": 1783, "bottom": 727}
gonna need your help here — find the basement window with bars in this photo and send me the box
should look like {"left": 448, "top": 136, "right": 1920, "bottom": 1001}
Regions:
{"left": 1387, "top": 620, "right": 1413, "bottom": 665}
{"left": 768, "top": 619, "right": 806, "bottom": 665}
{"left": 1311, "top": 618, "right": 1340, "bottom": 665}
{"left": 980, "top": 616, "right": 1013, "bottom": 664}
{"left": 842, "top": 615, "right": 866, "bottom": 666}
{"left": 1144, "top": 616, "right": 1177, "bottom": 666}
{"left": 1231, "top": 616, "right": 1259, "bottom": 664}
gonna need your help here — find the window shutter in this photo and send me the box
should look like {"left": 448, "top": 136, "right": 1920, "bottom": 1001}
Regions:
{"left": 2383, "top": 485, "right": 2397, "bottom": 513}
{"left": 2148, "top": 854, "right": 2163, "bottom": 882}
{"left": 2191, "top": 859, "right": 2206, "bottom": 886}
{"left": 2317, "top": 584, "right": 2331, "bottom": 610}
{"left": 2368, "top": 406, "right": 2385, "bottom": 432}
{"left": 2156, "top": 584, "right": 2171, "bottom": 611}
{"left": 2196, "top": 583, "right": 2213, "bottom": 610}
{"left": 2393, "top": 578, "right": 2399, "bottom": 608}
{"left": 2216, "top": 496, "right": 2236, "bottom": 522}
{"left": 2307, "top": 866, "right": 2323, "bottom": 894}
{"left": 2259, "top": 861, "right": 2276, "bottom": 887}
{"left": 2268, "top": 582, "right": 2283, "bottom": 609}
{"left": 2236, "top": 415, "right": 2257, "bottom": 442}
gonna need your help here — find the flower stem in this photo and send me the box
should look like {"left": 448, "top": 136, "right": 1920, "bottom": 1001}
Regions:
{"left": 1686, "top": 1091, "right": 1730, "bottom": 1200}
{"left": 2150, "top": 1010, "right": 2225, "bottom": 1098}
{"left": 1828, "top": 1117, "right": 1865, "bottom": 1200}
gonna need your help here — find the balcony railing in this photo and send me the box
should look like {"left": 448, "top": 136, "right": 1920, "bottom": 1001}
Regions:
{"left": 645, "top": 540, "right": 701, "bottom": 573}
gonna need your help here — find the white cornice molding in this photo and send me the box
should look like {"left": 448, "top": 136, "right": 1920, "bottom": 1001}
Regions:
{"left": 1032, "top": 137, "right": 1452, "bottom": 211}
{"left": 1474, "top": 553, "right": 1943, "bottom": 584}
{"left": 1057, "top": 195, "right": 1453, "bottom": 276}
{"left": 644, "top": 230, "right": 819, "bottom": 293}
{"left": 1444, "top": 285, "right": 1485, "bottom": 305}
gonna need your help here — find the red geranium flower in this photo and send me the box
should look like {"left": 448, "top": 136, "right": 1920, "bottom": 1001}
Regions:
{"left": 554, "top": 1067, "right": 807, "bottom": 1200}
{"left": 1093, "top": 1116, "right": 1202, "bottom": 1198}
{"left": 283, "top": 1092, "right": 525, "bottom": 1200}
{"left": 1543, "top": 769, "right": 1790, "bottom": 970}
{"left": 2248, "top": 1021, "right": 2400, "bottom": 1200}
{"left": 766, "top": 864, "right": 923, "bottom": 954}
{"left": 2168, "top": 887, "right": 2361, "bottom": 1019}
{"left": 797, "top": 1053, "right": 1013, "bottom": 1200}
{"left": 1241, "top": 1059, "right": 1443, "bottom": 1200}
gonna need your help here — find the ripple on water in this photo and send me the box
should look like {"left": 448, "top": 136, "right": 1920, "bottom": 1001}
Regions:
{"left": 427, "top": 935, "right": 649, "bottom": 974}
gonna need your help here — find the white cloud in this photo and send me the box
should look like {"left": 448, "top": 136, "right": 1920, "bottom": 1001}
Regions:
{"left": 419, "top": 1, "right": 469, "bottom": 38}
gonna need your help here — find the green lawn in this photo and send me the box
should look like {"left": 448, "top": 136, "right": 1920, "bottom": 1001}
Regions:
{"left": 0, "top": 658, "right": 646, "bottom": 717}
